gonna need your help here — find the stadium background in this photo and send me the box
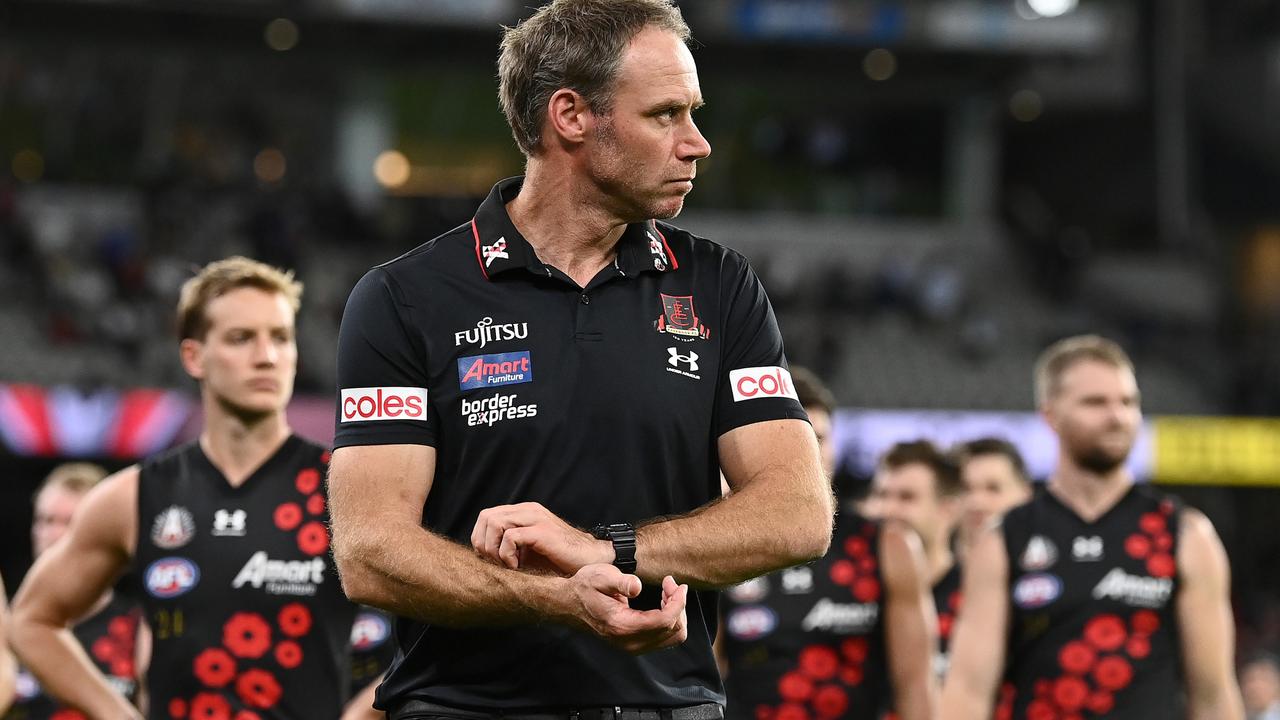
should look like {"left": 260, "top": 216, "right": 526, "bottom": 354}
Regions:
{"left": 3, "top": 0, "right": 1280, "bottom": 666}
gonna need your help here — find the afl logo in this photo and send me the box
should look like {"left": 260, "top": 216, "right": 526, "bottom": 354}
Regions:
{"left": 1013, "top": 573, "right": 1062, "bottom": 610}
{"left": 727, "top": 605, "right": 778, "bottom": 641}
{"left": 145, "top": 557, "right": 200, "bottom": 598}
{"left": 351, "top": 611, "right": 392, "bottom": 651}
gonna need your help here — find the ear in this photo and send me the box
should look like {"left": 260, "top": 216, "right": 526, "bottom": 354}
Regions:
{"left": 1039, "top": 402, "right": 1059, "bottom": 434}
{"left": 545, "top": 88, "right": 593, "bottom": 147}
{"left": 179, "top": 338, "right": 205, "bottom": 381}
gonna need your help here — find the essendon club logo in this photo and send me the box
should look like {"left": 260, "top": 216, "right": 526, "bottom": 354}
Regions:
{"left": 340, "top": 387, "right": 428, "bottom": 423}
{"left": 655, "top": 294, "right": 710, "bottom": 340}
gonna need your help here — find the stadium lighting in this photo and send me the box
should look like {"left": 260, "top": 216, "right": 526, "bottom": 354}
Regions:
{"left": 374, "top": 151, "right": 411, "bottom": 189}
{"left": 1024, "top": 0, "right": 1078, "bottom": 19}
{"left": 254, "top": 148, "right": 287, "bottom": 183}
{"left": 12, "top": 149, "right": 44, "bottom": 183}
{"left": 863, "top": 49, "right": 897, "bottom": 82}
{"left": 265, "top": 18, "right": 300, "bottom": 52}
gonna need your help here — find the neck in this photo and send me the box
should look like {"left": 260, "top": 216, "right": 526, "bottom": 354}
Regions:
{"left": 199, "top": 397, "right": 291, "bottom": 487}
{"left": 508, "top": 161, "right": 630, "bottom": 287}
{"left": 1047, "top": 454, "right": 1133, "bottom": 522}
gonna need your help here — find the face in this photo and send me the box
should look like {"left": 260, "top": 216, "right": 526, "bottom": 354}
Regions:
{"left": 961, "top": 453, "right": 1032, "bottom": 531}
{"left": 807, "top": 407, "right": 836, "bottom": 478}
{"left": 871, "top": 462, "right": 958, "bottom": 548}
{"left": 32, "top": 485, "right": 84, "bottom": 558}
{"left": 1043, "top": 360, "right": 1141, "bottom": 474}
{"left": 1242, "top": 662, "right": 1280, "bottom": 713}
{"left": 181, "top": 287, "right": 297, "bottom": 420}
{"left": 583, "top": 26, "right": 711, "bottom": 221}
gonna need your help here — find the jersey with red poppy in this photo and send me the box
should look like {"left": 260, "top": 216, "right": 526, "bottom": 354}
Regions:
{"left": 1000, "top": 485, "right": 1183, "bottom": 719}
{"left": 4, "top": 592, "right": 141, "bottom": 720}
{"left": 134, "top": 435, "right": 357, "bottom": 720}
{"left": 721, "top": 513, "right": 889, "bottom": 720}
{"left": 931, "top": 563, "right": 962, "bottom": 680}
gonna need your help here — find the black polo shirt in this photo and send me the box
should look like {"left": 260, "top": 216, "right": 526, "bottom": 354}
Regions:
{"left": 333, "top": 176, "right": 808, "bottom": 711}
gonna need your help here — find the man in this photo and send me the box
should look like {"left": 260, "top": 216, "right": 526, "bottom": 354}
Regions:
{"left": 870, "top": 441, "right": 962, "bottom": 681}
{"left": 942, "top": 335, "right": 1243, "bottom": 719}
{"left": 6, "top": 463, "right": 145, "bottom": 720}
{"left": 1242, "top": 653, "right": 1280, "bottom": 720}
{"left": 953, "top": 438, "right": 1033, "bottom": 559}
{"left": 11, "top": 257, "right": 379, "bottom": 720}
{"left": 327, "top": 1, "right": 834, "bottom": 717}
{"left": 719, "top": 373, "right": 937, "bottom": 720}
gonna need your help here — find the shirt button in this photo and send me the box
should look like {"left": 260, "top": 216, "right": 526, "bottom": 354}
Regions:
{"left": 580, "top": 294, "right": 590, "bottom": 305}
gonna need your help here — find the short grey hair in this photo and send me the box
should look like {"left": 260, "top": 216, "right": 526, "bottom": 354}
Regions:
{"left": 498, "top": 0, "right": 690, "bottom": 156}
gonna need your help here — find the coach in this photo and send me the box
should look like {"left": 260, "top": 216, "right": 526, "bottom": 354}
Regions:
{"left": 327, "top": 1, "right": 834, "bottom": 717}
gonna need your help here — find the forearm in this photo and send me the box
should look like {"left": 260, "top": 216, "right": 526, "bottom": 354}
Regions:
{"left": 0, "top": 648, "right": 14, "bottom": 714}
{"left": 1186, "top": 673, "right": 1244, "bottom": 720}
{"left": 939, "top": 680, "right": 993, "bottom": 720}
{"left": 336, "top": 519, "right": 571, "bottom": 627}
{"left": 340, "top": 677, "right": 384, "bottom": 720}
{"left": 893, "top": 677, "right": 935, "bottom": 720}
{"left": 634, "top": 479, "right": 832, "bottom": 588}
{"left": 10, "top": 620, "right": 140, "bottom": 719}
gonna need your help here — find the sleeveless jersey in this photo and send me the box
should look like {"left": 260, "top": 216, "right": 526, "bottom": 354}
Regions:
{"left": 134, "top": 436, "right": 357, "bottom": 720}
{"left": 722, "top": 513, "right": 889, "bottom": 720}
{"left": 932, "top": 563, "right": 962, "bottom": 680}
{"left": 1000, "top": 485, "right": 1183, "bottom": 719}
{"left": 4, "top": 592, "right": 141, "bottom": 720}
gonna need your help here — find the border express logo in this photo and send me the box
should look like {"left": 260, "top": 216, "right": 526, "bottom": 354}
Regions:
{"left": 458, "top": 351, "right": 533, "bottom": 391}
{"left": 145, "top": 557, "right": 200, "bottom": 598}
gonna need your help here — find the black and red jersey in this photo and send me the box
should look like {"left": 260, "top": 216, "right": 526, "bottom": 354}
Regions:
{"left": 721, "top": 512, "right": 889, "bottom": 720}
{"left": 133, "top": 435, "right": 357, "bottom": 720}
{"left": 4, "top": 592, "right": 141, "bottom": 720}
{"left": 932, "top": 563, "right": 962, "bottom": 680}
{"left": 1000, "top": 485, "right": 1183, "bottom": 719}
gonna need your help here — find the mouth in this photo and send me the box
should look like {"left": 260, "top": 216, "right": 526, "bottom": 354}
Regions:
{"left": 247, "top": 379, "right": 280, "bottom": 392}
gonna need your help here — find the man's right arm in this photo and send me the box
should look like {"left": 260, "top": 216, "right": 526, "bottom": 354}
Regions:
{"left": 0, "top": 575, "right": 16, "bottom": 714}
{"left": 940, "top": 525, "right": 1010, "bottom": 720}
{"left": 10, "top": 467, "right": 142, "bottom": 720}
{"left": 327, "top": 444, "right": 689, "bottom": 654}
{"left": 880, "top": 522, "right": 938, "bottom": 720}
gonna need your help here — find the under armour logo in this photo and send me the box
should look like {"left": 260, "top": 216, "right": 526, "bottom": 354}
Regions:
{"left": 213, "top": 508, "right": 247, "bottom": 537}
{"left": 1072, "top": 535, "right": 1104, "bottom": 561}
{"left": 668, "top": 347, "right": 699, "bottom": 371}
{"left": 483, "top": 237, "right": 509, "bottom": 267}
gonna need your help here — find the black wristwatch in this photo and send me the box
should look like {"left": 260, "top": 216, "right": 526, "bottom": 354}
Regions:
{"left": 591, "top": 522, "right": 637, "bottom": 574}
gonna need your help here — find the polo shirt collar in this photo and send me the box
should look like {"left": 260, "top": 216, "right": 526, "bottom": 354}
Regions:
{"left": 470, "top": 176, "right": 678, "bottom": 281}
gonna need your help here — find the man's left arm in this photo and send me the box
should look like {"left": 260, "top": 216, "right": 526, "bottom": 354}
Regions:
{"left": 1176, "top": 508, "right": 1244, "bottom": 720}
{"left": 0, "top": 576, "right": 15, "bottom": 714}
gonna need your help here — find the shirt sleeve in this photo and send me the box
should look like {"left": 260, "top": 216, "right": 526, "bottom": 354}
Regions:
{"left": 332, "top": 268, "right": 437, "bottom": 449}
{"left": 714, "top": 255, "right": 810, "bottom": 437}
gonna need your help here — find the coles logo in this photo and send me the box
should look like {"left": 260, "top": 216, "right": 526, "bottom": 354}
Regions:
{"left": 727, "top": 605, "right": 778, "bottom": 641}
{"left": 1013, "top": 572, "right": 1063, "bottom": 610}
{"left": 729, "top": 366, "right": 799, "bottom": 403}
{"left": 351, "top": 611, "right": 392, "bottom": 651}
{"left": 145, "top": 557, "right": 200, "bottom": 599}
{"left": 340, "top": 387, "right": 428, "bottom": 423}
{"left": 458, "top": 351, "right": 533, "bottom": 391}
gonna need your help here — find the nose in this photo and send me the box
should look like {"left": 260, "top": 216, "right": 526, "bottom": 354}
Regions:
{"left": 253, "top": 335, "right": 278, "bottom": 366}
{"left": 679, "top": 118, "right": 711, "bottom": 162}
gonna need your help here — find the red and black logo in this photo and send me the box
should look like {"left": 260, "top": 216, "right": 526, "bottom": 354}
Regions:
{"left": 655, "top": 294, "right": 710, "bottom": 341}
